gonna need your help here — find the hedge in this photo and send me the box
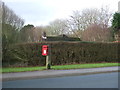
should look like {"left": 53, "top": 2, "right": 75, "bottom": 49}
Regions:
{"left": 2, "top": 41, "right": 119, "bottom": 67}
{"left": 47, "top": 36, "right": 80, "bottom": 41}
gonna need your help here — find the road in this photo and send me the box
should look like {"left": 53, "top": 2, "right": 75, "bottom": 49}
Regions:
{"left": 3, "top": 72, "right": 118, "bottom": 88}
{"left": 3, "top": 66, "right": 119, "bottom": 81}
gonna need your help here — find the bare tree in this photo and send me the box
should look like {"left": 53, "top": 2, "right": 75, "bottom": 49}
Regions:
{"left": 2, "top": 2, "right": 24, "bottom": 29}
{"left": 68, "top": 6, "right": 112, "bottom": 38}
{"left": 81, "top": 24, "right": 111, "bottom": 42}
{"left": 48, "top": 19, "right": 69, "bottom": 35}
{"left": 98, "top": 6, "right": 113, "bottom": 28}
{"left": 66, "top": 18, "right": 82, "bottom": 39}
{"left": 2, "top": 2, "right": 24, "bottom": 44}
{"left": 32, "top": 26, "right": 49, "bottom": 42}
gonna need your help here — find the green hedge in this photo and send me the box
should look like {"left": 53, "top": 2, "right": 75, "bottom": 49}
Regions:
{"left": 47, "top": 36, "right": 80, "bottom": 41}
{"left": 2, "top": 41, "right": 119, "bottom": 67}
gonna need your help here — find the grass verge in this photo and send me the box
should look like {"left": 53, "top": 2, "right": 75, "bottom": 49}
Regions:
{"left": 2, "top": 63, "right": 119, "bottom": 73}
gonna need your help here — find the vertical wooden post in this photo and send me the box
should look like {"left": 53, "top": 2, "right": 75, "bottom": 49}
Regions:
{"left": 46, "top": 45, "right": 51, "bottom": 69}
{"left": 46, "top": 55, "right": 51, "bottom": 69}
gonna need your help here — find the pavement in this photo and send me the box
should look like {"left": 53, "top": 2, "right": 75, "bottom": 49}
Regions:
{"left": 2, "top": 66, "right": 119, "bottom": 81}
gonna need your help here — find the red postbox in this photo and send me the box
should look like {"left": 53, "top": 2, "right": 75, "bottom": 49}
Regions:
{"left": 42, "top": 45, "right": 48, "bottom": 56}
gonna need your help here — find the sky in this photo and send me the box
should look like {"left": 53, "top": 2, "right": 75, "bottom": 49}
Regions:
{"left": 3, "top": 0, "right": 120, "bottom": 26}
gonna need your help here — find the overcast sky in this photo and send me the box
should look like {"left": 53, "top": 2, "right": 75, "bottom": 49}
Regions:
{"left": 3, "top": 0, "right": 120, "bottom": 26}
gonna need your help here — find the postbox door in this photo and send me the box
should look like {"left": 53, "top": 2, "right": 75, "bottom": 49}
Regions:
{"left": 42, "top": 45, "right": 48, "bottom": 56}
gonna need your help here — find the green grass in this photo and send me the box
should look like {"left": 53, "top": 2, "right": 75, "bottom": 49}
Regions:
{"left": 2, "top": 67, "right": 46, "bottom": 73}
{"left": 52, "top": 63, "right": 119, "bottom": 70}
{"left": 2, "top": 63, "right": 119, "bottom": 73}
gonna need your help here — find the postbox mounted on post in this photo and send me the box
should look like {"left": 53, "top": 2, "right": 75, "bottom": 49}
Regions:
{"left": 42, "top": 45, "right": 48, "bottom": 56}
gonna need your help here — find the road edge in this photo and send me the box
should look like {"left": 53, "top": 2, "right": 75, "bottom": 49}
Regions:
{"left": 2, "top": 70, "right": 119, "bottom": 81}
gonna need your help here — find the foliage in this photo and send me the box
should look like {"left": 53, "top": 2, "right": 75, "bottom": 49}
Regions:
{"left": 2, "top": 2, "right": 24, "bottom": 65}
{"left": 19, "top": 24, "right": 34, "bottom": 42}
{"left": 1, "top": 2, "right": 117, "bottom": 68}
{"left": 112, "top": 12, "right": 120, "bottom": 33}
{"left": 2, "top": 42, "right": 119, "bottom": 67}
{"left": 47, "top": 36, "right": 80, "bottom": 41}
{"left": 2, "top": 2, "right": 24, "bottom": 28}
{"left": 47, "top": 6, "right": 112, "bottom": 40}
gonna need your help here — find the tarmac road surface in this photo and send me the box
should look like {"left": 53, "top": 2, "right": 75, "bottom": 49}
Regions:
{"left": 3, "top": 72, "right": 119, "bottom": 88}
{"left": 3, "top": 66, "right": 119, "bottom": 81}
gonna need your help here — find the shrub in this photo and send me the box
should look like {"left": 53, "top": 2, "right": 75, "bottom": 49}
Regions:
{"left": 2, "top": 41, "right": 119, "bottom": 67}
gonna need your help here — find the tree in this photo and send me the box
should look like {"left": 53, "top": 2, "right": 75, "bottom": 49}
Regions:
{"left": 32, "top": 26, "right": 46, "bottom": 42}
{"left": 98, "top": 6, "right": 112, "bottom": 28}
{"left": 112, "top": 12, "right": 120, "bottom": 41}
{"left": 112, "top": 12, "right": 120, "bottom": 32}
{"left": 68, "top": 6, "right": 112, "bottom": 38}
{"left": 2, "top": 2, "right": 24, "bottom": 29}
{"left": 2, "top": 2, "right": 24, "bottom": 44}
{"left": 81, "top": 24, "right": 111, "bottom": 42}
{"left": 48, "top": 19, "right": 69, "bottom": 35}
{"left": 19, "top": 24, "right": 34, "bottom": 42}
{"left": 2, "top": 2, "right": 24, "bottom": 65}
{"left": 2, "top": 1, "right": 24, "bottom": 44}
